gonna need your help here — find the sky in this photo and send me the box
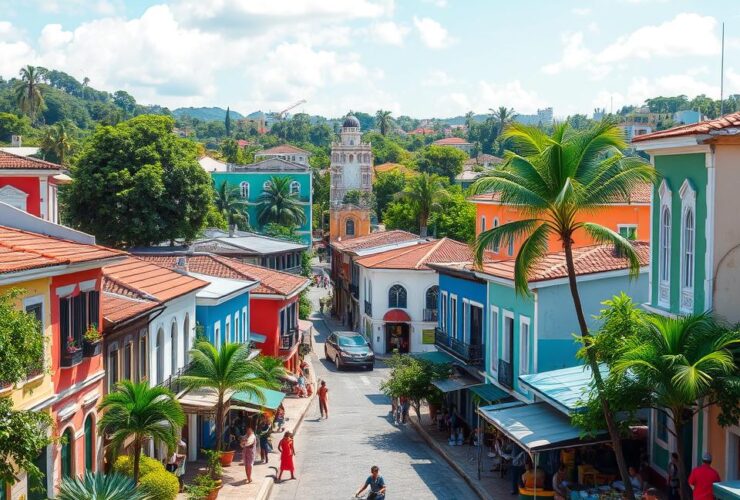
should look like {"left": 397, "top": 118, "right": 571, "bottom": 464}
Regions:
{"left": 2, "top": 0, "right": 740, "bottom": 119}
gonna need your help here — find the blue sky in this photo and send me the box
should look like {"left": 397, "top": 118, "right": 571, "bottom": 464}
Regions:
{"left": 3, "top": 0, "right": 739, "bottom": 119}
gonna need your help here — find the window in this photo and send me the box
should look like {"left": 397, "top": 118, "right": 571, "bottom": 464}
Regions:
{"left": 240, "top": 181, "right": 249, "bottom": 199}
{"left": 290, "top": 181, "right": 300, "bottom": 195}
{"left": 155, "top": 328, "right": 164, "bottom": 384}
{"left": 234, "top": 314, "right": 240, "bottom": 343}
{"left": 450, "top": 295, "right": 458, "bottom": 337}
{"left": 123, "top": 341, "right": 133, "bottom": 381}
{"left": 440, "top": 292, "right": 448, "bottom": 331}
{"left": 508, "top": 233, "right": 514, "bottom": 256}
{"left": 660, "top": 207, "right": 671, "bottom": 283}
{"left": 490, "top": 306, "right": 499, "bottom": 372}
{"left": 481, "top": 216, "right": 486, "bottom": 232}
{"left": 61, "top": 428, "right": 73, "bottom": 478}
{"left": 679, "top": 180, "right": 696, "bottom": 313}
{"left": 349, "top": 154, "right": 354, "bottom": 162}
{"left": 656, "top": 410, "right": 669, "bottom": 444}
{"left": 24, "top": 298, "right": 44, "bottom": 377}
{"left": 462, "top": 300, "right": 469, "bottom": 341}
{"left": 493, "top": 218, "right": 500, "bottom": 252}
{"left": 170, "top": 322, "right": 178, "bottom": 374}
{"left": 225, "top": 317, "right": 231, "bottom": 344}
{"left": 388, "top": 285, "right": 407, "bottom": 308}
{"left": 519, "top": 317, "right": 530, "bottom": 375}
{"left": 425, "top": 286, "right": 439, "bottom": 310}
{"left": 682, "top": 209, "right": 695, "bottom": 288}
{"left": 502, "top": 313, "right": 514, "bottom": 363}
{"left": 242, "top": 309, "right": 248, "bottom": 343}
{"left": 139, "top": 332, "right": 148, "bottom": 382}
{"left": 214, "top": 322, "right": 221, "bottom": 347}
{"left": 345, "top": 218, "right": 355, "bottom": 236}
{"left": 107, "top": 345, "right": 119, "bottom": 391}
{"left": 183, "top": 314, "right": 190, "bottom": 364}
{"left": 618, "top": 225, "right": 637, "bottom": 240}
{"left": 84, "top": 414, "right": 94, "bottom": 471}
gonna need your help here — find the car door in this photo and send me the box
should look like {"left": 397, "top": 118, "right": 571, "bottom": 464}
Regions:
{"left": 326, "top": 334, "right": 336, "bottom": 359}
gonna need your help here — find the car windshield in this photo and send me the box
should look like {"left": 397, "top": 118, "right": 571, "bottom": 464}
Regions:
{"left": 338, "top": 335, "right": 367, "bottom": 347}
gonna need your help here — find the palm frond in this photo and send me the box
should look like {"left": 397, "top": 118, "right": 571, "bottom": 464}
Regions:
{"left": 581, "top": 223, "right": 643, "bottom": 278}
{"left": 512, "top": 223, "right": 552, "bottom": 296}
{"left": 473, "top": 218, "right": 544, "bottom": 265}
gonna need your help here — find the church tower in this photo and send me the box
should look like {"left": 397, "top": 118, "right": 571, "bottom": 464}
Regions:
{"left": 329, "top": 115, "right": 373, "bottom": 241}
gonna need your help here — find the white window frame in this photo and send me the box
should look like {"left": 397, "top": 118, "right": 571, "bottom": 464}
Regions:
{"left": 240, "top": 181, "right": 249, "bottom": 199}
{"left": 214, "top": 321, "right": 221, "bottom": 347}
{"left": 462, "top": 299, "right": 470, "bottom": 342}
{"left": 290, "top": 181, "right": 300, "bottom": 195}
{"left": 234, "top": 313, "right": 240, "bottom": 343}
{"left": 263, "top": 180, "right": 271, "bottom": 191}
{"left": 489, "top": 306, "right": 499, "bottom": 374}
{"left": 679, "top": 180, "right": 696, "bottom": 313}
{"left": 450, "top": 294, "right": 458, "bottom": 340}
{"left": 492, "top": 218, "right": 500, "bottom": 252}
{"left": 658, "top": 180, "right": 672, "bottom": 308}
{"left": 617, "top": 224, "right": 638, "bottom": 239}
{"left": 502, "top": 310, "right": 514, "bottom": 364}
{"left": 225, "top": 316, "right": 231, "bottom": 344}
{"left": 519, "top": 316, "right": 531, "bottom": 376}
{"left": 653, "top": 408, "right": 671, "bottom": 450}
{"left": 242, "top": 307, "right": 248, "bottom": 344}
{"left": 440, "top": 291, "right": 448, "bottom": 332}
{"left": 507, "top": 221, "right": 514, "bottom": 256}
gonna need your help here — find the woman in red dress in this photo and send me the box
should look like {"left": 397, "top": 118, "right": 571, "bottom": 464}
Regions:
{"left": 277, "top": 431, "right": 296, "bottom": 482}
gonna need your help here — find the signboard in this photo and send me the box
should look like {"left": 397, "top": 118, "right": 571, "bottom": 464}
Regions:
{"left": 422, "top": 329, "right": 435, "bottom": 344}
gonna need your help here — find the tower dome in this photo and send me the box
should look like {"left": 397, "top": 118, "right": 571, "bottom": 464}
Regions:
{"left": 343, "top": 115, "right": 360, "bottom": 129}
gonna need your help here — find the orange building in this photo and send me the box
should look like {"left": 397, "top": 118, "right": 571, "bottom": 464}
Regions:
{"left": 469, "top": 183, "right": 652, "bottom": 257}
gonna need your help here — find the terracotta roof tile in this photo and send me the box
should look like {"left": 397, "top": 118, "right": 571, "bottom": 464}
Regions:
{"left": 632, "top": 112, "right": 740, "bottom": 143}
{"left": 433, "top": 137, "right": 472, "bottom": 146}
{"left": 103, "top": 256, "right": 208, "bottom": 302}
{"left": 330, "top": 230, "right": 420, "bottom": 252}
{"left": 469, "top": 182, "right": 652, "bottom": 204}
{"left": 355, "top": 238, "right": 479, "bottom": 270}
{"left": 0, "top": 226, "right": 125, "bottom": 274}
{"left": 0, "top": 150, "right": 62, "bottom": 170}
{"left": 102, "top": 292, "right": 160, "bottom": 325}
{"left": 256, "top": 144, "right": 310, "bottom": 156}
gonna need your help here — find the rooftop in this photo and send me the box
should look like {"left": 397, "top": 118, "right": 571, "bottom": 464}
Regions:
{"left": 632, "top": 111, "right": 740, "bottom": 142}
{"left": 102, "top": 292, "right": 161, "bottom": 326}
{"left": 198, "top": 156, "right": 229, "bottom": 173}
{"left": 331, "top": 230, "right": 420, "bottom": 252}
{"left": 468, "top": 182, "right": 652, "bottom": 205}
{"left": 373, "top": 162, "right": 416, "bottom": 176}
{"left": 103, "top": 256, "right": 209, "bottom": 303}
{"left": 193, "top": 228, "right": 306, "bottom": 254}
{"left": 464, "top": 154, "right": 503, "bottom": 167}
{"left": 355, "top": 238, "right": 476, "bottom": 271}
{"left": 189, "top": 272, "right": 257, "bottom": 301}
{"left": 255, "top": 144, "right": 311, "bottom": 156}
{"left": 433, "top": 137, "right": 472, "bottom": 146}
{"left": 0, "top": 150, "right": 63, "bottom": 171}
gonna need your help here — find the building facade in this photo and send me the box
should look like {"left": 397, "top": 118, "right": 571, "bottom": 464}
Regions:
{"left": 0, "top": 151, "right": 67, "bottom": 224}
{"left": 254, "top": 144, "right": 311, "bottom": 166}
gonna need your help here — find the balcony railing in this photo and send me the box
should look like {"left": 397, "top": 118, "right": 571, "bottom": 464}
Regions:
{"left": 498, "top": 359, "right": 513, "bottom": 389}
{"left": 364, "top": 300, "right": 372, "bottom": 316}
{"left": 423, "top": 308, "right": 438, "bottom": 322}
{"left": 350, "top": 283, "right": 359, "bottom": 298}
{"left": 159, "top": 362, "right": 192, "bottom": 395}
{"left": 434, "top": 327, "right": 483, "bottom": 367}
{"left": 280, "top": 328, "right": 300, "bottom": 351}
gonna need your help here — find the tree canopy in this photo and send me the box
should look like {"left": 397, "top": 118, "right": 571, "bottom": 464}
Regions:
{"left": 416, "top": 144, "right": 467, "bottom": 182}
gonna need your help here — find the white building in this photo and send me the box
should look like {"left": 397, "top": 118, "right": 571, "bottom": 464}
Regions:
{"left": 254, "top": 144, "right": 311, "bottom": 167}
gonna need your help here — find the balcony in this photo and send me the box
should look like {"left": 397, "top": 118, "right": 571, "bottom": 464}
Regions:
{"left": 498, "top": 359, "right": 513, "bottom": 389}
{"left": 364, "top": 300, "right": 372, "bottom": 316}
{"left": 433, "top": 328, "right": 484, "bottom": 367}
{"left": 159, "top": 362, "right": 192, "bottom": 395}
{"left": 280, "top": 328, "right": 300, "bottom": 351}
{"left": 350, "top": 283, "right": 359, "bottom": 299}
{"left": 423, "top": 308, "right": 438, "bottom": 322}
{"left": 61, "top": 347, "right": 83, "bottom": 368}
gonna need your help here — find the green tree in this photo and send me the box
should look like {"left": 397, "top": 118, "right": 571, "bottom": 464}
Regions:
{"left": 179, "top": 341, "right": 278, "bottom": 452}
{"left": 373, "top": 171, "right": 407, "bottom": 223}
{"left": 62, "top": 115, "right": 214, "bottom": 247}
{"left": 0, "top": 112, "right": 30, "bottom": 142}
{"left": 382, "top": 201, "right": 418, "bottom": 233}
{"left": 220, "top": 138, "right": 240, "bottom": 164}
{"left": 256, "top": 176, "right": 307, "bottom": 227}
{"left": 417, "top": 145, "right": 467, "bottom": 182}
{"left": 98, "top": 381, "right": 185, "bottom": 484}
{"left": 14, "top": 65, "right": 45, "bottom": 123}
{"left": 380, "top": 354, "right": 451, "bottom": 421}
{"left": 113, "top": 90, "right": 137, "bottom": 116}
{"left": 375, "top": 109, "right": 393, "bottom": 136}
{"left": 471, "top": 121, "right": 656, "bottom": 500}
{"left": 428, "top": 184, "right": 476, "bottom": 242}
{"left": 57, "top": 471, "right": 148, "bottom": 500}
{"left": 490, "top": 106, "right": 516, "bottom": 136}
{"left": 397, "top": 173, "right": 448, "bottom": 237}
{"left": 214, "top": 180, "right": 248, "bottom": 229}
{"left": 40, "top": 121, "right": 75, "bottom": 166}
{"left": 225, "top": 107, "right": 232, "bottom": 136}
{"left": 613, "top": 314, "right": 740, "bottom": 500}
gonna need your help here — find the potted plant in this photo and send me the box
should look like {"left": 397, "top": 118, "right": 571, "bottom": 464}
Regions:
{"left": 185, "top": 473, "right": 221, "bottom": 500}
{"left": 83, "top": 324, "right": 102, "bottom": 357}
{"left": 203, "top": 449, "right": 223, "bottom": 485}
{"left": 62, "top": 337, "right": 83, "bottom": 367}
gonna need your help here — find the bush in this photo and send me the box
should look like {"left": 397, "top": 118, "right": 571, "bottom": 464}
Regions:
{"left": 298, "top": 291, "right": 312, "bottom": 320}
{"left": 139, "top": 469, "right": 179, "bottom": 500}
{"left": 112, "top": 454, "right": 165, "bottom": 478}
{"left": 185, "top": 473, "right": 219, "bottom": 500}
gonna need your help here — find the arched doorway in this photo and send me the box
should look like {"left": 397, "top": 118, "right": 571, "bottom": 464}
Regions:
{"left": 61, "top": 428, "right": 74, "bottom": 478}
{"left": 84, "top": 414, "right": 94, "bottom": 471}
{"left": 183, "top": 314, "right": 190, "bottom": 363}
{"left": 155, "top": 328, "right": 164, "bottom": 384}
{"left": 27, "top": 445, "right": 49, "bottom": 500}
{"left": 383, "top": 309, "right": 411, "bottom": 354}
{"left": 170, "top": 321, "right": 178, "bottom": 375}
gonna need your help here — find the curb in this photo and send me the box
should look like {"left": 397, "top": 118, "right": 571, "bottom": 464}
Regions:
{"left": 409, "top": 416, "right": 492, "bottom": 500}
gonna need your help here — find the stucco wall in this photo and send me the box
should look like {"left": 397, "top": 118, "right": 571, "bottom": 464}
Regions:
{"left": 149, "top": 293, "right": 197, "bottom": 386}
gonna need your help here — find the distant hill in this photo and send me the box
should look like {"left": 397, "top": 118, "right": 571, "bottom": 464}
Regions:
{"left": 173, "top": 107, "right": 244, "bottom": 121}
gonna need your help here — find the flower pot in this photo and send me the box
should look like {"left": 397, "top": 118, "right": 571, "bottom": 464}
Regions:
{"left": 206, "top": 484, "right": 222, "bottom": 500}
{"left": 219, "top": 450, "right": 235, "bottom": 467}
{"left": 83, "top": 339, "right": 102, "bottom": 357}
{"left": 61, "top": 348, "right": 83, "bottom": 368}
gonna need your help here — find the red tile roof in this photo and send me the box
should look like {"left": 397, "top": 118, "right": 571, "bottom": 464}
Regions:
{"left": 475, "top": 241, "right": 650, "bottom": 282}
{"left": 355, "top": 238, "right": 476, "bottom": 270}
{"left": 632, "top": 112, "right": 740, "bottom": 143}
{"left": 256, "top": 144, "right": 310, "bottom": 156}
{"left": 409, "top": 127, "right": 435, "bottom": 135}
{"left": 468, "top": 182, "right": 652, "bottom": 204}
{"left": 103, "top": 257, "right": 208, "bottom": 303}
{"left": 331, "top": 230, "right": 420, "bottom": 252}
{"left": 0, "top": 226, "right": 125, "bottom": 274}
{"left": 433, "top": 137, "right": 472, "bottom": 146}
{"left": 136, "top": 253, "right": 309, "bottom": 297}
{"left": 102, "top": 292, "right": 160, "bottom": 325}
{"left": 0, "top": 150, "right": 62, "bottom": 170}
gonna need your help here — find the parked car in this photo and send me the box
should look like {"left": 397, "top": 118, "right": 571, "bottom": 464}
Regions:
{"left": 324, "top": 331, "right": 374, "bottom": 371}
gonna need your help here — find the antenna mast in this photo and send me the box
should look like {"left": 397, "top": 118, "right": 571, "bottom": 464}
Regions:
{"left": 720, "top": 22, "right": 725, "bottom": 115}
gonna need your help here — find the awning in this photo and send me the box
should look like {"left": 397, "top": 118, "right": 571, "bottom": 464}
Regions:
{"left": 232, "top": 388, "right": 286, "bottom": 411}
{"left": 469, "top": 383, "right": 508, "bottom": 404}
{"left": 433, "top": 373, "right": 480, "bottom": 393}
{"left": 519, "top": 364, "right": 607, "bottom": 416}
{"left": 477, "top": 402, "right": 610, "bottom": 454}
{"left": 715, "top": 482, "right": 740, "bottom": 500}
{"left": 250, "top": 333, "right": 267, "bottom": 343}
{"left": 383, "top": 309, "right": 411, "bottom": 322}
{"left": 413, "top": 350, "right": 457, "bottom": 365}
{"left": 179, "top": 388, "right": 234, "bottom": 415}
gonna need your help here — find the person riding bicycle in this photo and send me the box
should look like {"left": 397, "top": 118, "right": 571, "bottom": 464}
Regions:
{"left": 355, "top": 465, "right": 386, "bottom": 500}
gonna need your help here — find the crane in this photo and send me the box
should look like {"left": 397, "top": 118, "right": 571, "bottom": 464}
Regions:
{"left": 276, "top": 99, "right": 306, "bottom": 120}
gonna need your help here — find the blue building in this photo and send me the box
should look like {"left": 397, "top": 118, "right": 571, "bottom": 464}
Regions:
{"left": 191, "top": 272, "right": 257, "bottom": 347}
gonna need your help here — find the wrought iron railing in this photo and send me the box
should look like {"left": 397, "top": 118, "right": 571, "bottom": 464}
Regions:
{"left": 350, "top": 283, "right": 359, "bottom": 298}
{"left": 159, "top": 362, "right": 192, "bottom": 395}
{"left": 498, "top": 359, "right": 513, "bottom": 389}
{"left": 423, "top": 308, "right": 438, "bottom": 322}
{"left": 364, "top": 300, "right": 372, "bottom": 316}
{"left": 280, "top": 328, "right": 300, "bottom": 350}
{"left": 433, "top": 327, "right": 483, "bottom": 367}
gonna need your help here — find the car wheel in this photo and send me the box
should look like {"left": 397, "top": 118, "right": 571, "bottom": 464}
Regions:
{"left": 335, "top": 355, "right": 342, "bottom": 371}
{"left": 367, "top": 365, "right": 374, "bottom": 371}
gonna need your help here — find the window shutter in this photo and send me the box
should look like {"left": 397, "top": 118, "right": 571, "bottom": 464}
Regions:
{"left": 73, "top": 294, "right": 85, "bottom": 341}
{"left": 89, "top": 291, "right": 100, "bottom": 328}
{"left": 60, "top": 297, "right": 70, "bottom": 351}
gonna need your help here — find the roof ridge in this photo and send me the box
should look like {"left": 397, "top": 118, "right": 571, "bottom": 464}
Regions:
{"left": 207, "top": 254, "right": 282, "bottom": 294}
{"left": 103, "top": 274, "right": 159, "bottom": 302}
{"left": 103, "top": 290, "right": 155, "bottom": 304}
{"left": 415, "top": 238, "right": 446, "bottom": 269}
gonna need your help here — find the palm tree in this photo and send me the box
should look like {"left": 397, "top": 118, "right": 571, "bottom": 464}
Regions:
{"left": 489, "top": 106, "right": 516, "bottom": 136}
{"left": 256, "top": 176, "right": 307, "bottom": 227}
{"left": 14, "top": 65, "right": 45, "bottom": 123}
{"left": 214, "top": 180, "right": 248, "bottom": 229}
{"left": 178, "top": 341, "right": 279, "bottom": 453}
{"left": 375, "top": 110, "right": 393, "bottom": 136}
{"left": 40, "top": 122, "right": 74, "bottom": 166}
{"left": 613, "top": 314, "right": 740, "bottom": 500}
{"left": 98, "top": 381, "right": 184, "bottom": 484}
{"left": 397, "top": 172, "right": 449, "bottom": 237}
{"left": 255, "top": 355, "right": 289, "bottom": 381}
{"left": 471, "top": 121, "right": 656, "bottom": 500}
{"left": 58, "top": 471, "right": 148, "bottom": 500}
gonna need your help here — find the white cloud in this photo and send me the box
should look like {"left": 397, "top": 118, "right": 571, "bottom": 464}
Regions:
{"left": 370, "top": 21, "right": 410, "bottom": 46}
{"left": 593, "top": 73, "right": 720, "bottom": 111}
{"left": 421, "top": 0, "right": 448, "bottom": 6}
{"left": 422, "top": 70, "right": 456, "bottom": 87}
{"left": 571, "top": 7, "right": 591, "bottom": 16}
{"left": 438, "top": 81, "right": 544, "bottom": 116}
{"left": 19, "top": 0, "right": 123, "bottom": 15}
{"left": 413, "top": 16, "right": 454, "bottom": 49}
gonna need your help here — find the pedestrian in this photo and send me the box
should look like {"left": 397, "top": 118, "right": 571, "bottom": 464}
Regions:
{"left": 521, "top": 461, "right": 545, "bottom": 489}
{"left": 166, "top": 442, "right": 186, "bottom": 492}
{"left": 277, "top": 431, "right": 296, "bottom": 482}
{"left": 355, "top": 465, "right": 386, "bottom": 500}
{"left": 296, "top": 373, "right": 308, "bottom": 398}
{"left": 401, "top": 396, "right": 410, "bottom": 424}
{"left": 240, "top": 427, "right": 257, "bottom": 483}
{"left": 510, "top": 445, "right": 526, "bottom": 495}
{"left": 643, "top": 487, "right": 659, "bottom": 500}
{"left": 689, "top": 452, "right": 721, "bottom": 500}
{"left": 668, "top": 452, "right": 680, "bottom": 500}
{"left": 318, "top": 380, "right": 329, "bottom": 419}
{"left": 257, "top": 418, "right": 272, "bottom": 464}
{"left": 274, "top": 403, "right": 286, "bottom": 431}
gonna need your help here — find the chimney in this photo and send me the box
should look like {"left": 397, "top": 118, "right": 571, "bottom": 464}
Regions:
{"left": 174, "top": 256, "right": 188, "bottom": 274}
{"left": 11, "top": 135, "right": 21, "bottom": 147}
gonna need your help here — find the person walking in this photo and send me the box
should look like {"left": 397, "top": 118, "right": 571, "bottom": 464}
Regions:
{"left": 510, "top": 445, "right": 526, "bottom": 495}
{"left": 318, "top": 380, "right": 329, "bottom": 419}
{"left": 689, "top": 452, "right": 721, "bottom": 500}
{"left": 241, "top": 427, "right": 257, "bottom": 483}
{"left": 355, "top": 465, "right": 386, "bottom": 500}
{"left": 277, "top": 431, "right": 296, "bottom": 482}
{"left": 257, "top": 418, "right": 272, "bottom": 464}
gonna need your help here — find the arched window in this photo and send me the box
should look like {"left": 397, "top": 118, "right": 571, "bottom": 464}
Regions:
{"left": 170, "top": 321, "right": 178, "bottom": 375}
{"left": 61, "top": 428, "right": 73, "bottom": 478}
{"left": 155, "top": 328, "right": 164, "bottom": 384}
{"left": 682, "top": 209, "right": 694, "bottom": 289}
{"left": 660, "top": 206, "right": 671, "bottom": 283}
{"left": 240, "top": 182, "right": 249, "bottom": 199}
{"left": 290, "top": 181, "right": 300, "bottom": 195}
{"left": 507, "top": 232, "right": 514, "bottom": 256}
{"left": 84, "top": 414, "right": 94, "bottom": 471}
{"left": 349, "top": 154, "right": 354, "bottom": 163}
{"left": 234, "top": 314, "right": 240, "bottom": 343}
{"left": 388, "top": 285, "right": 407, "bottom": 309}
{"left": 425, "top": 286, "right": 439, "bottom": 310}
{"left": 493, "top": 218, "right": 500, "bottom": 252}
{"left": 481, "top": 216, "right": 486, "bottom": 232}
{"left": 263, "top": 180, "right": 271, "bottom": 191}
{"left": 345, "top": 218, "right": 355, "bottom": 236}
{"left": 183, "top": 314, "right": 190, "bottom": 364}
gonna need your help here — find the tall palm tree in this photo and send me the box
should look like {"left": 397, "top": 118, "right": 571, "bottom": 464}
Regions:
{"left": 471, "top": 121, "right": 656, "bottom": 500}
{"left": 613, "top": 314, "right": 740, "bottom": 500}
{"left": 397, "top": 172, "right": 449, "bottom": 238}
{"left": 489, "top": 106, "right": 516, "bottom": 137}
{"left": 178, "top": 341, "right": 279, "bottom": 453}
{"left": 375, "top": 110, "right": 393, "bottom": 136}
{"left": 14, "top": 65, "right": 45, "bottom": 123}
{"left": 256, "top": 176, "right": 307, "bottom": 227}
{"left": 98, "top": 381, "right": 184, "bottom": 484}
{"left": 255, "top": 355, "right": 289, "bottom": 382}
{"left": 58, "top": 471, "right": 148, "bottom": 500}
{"left": 40, "top": 122, "right": 74, "bottom": 166}
{"left": 214, "top": 180, "right": 248, "bottom": 229}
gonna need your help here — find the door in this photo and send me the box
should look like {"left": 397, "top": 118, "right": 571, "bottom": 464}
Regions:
{"left": 27, "top": 447, "right": 48, "bottom": 500}
{"left": 470, "top": 305, "right": 483, "bottom": 346}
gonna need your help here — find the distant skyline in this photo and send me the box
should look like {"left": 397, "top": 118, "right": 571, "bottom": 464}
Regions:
{"left": 3, "top": 0, "right": 740, "bottom": 119}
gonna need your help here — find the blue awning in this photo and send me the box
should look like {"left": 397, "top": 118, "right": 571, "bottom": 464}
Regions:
{"left": 250, "top": 333, "right": 267, "bottom": 343}
{"left": 412, "top": 350, "right": 456, "bottom": 365}
{"left": 519, "top": 364, "right": 608, "bottom": 416}
{"left": 469, "top": 383, "right": 508, "bottom": 404}
{"left": 715, "top": 482, "right": 740, "bottom": 500}
{"left": 232, "top": 388, "right": 286, "bottom": 411}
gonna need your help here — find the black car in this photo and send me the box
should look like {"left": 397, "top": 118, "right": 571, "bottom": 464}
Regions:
{"left": 324, "top": 331, "right": 375, "bottom": 371}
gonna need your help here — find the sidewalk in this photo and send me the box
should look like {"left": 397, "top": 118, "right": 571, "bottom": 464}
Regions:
{"left": 408, "top": 405, "right": 511, "bottom": 500}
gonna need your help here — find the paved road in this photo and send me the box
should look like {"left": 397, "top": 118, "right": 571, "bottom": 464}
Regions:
{"left": 271, "top": 307, "right": 477, "bottom": 500}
